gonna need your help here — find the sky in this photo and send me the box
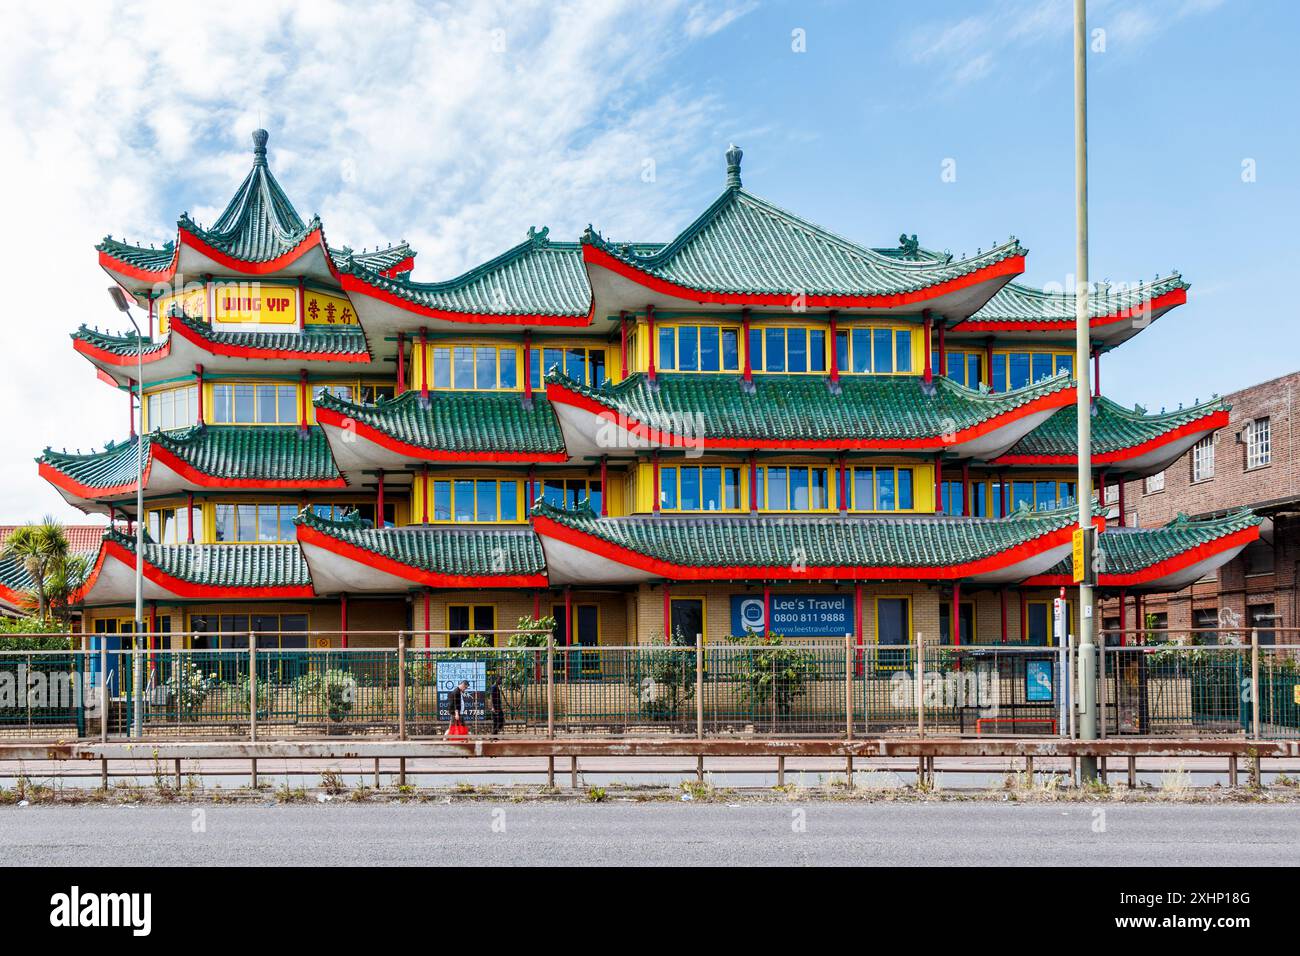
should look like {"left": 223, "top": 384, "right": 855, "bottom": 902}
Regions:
{"left": 0, "top": 0, "right": 1295, "bottom": 523}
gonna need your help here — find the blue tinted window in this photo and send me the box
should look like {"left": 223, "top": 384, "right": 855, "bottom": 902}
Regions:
{"left": 660, "top": 467, "right": 677, "bottom": 509}
{"left": 790, "top": 467, "right": 810, "bottom": 510}
{"left": 1035, "top": 481, "right": 1057, "bottom": 511}
{"left": 499, "top": 483, "right": 518, "bottom": 522}
{"left": 454, "top": 479, "right": 475, "bottom": 521}
{"left": 476, "top": 480, "right": 498, "bottom": 521}
{"left": 765, "top": 328, "right": 785, "bottom": 371}
{"left": 587, "top": 481, "right": 601, "bottom": 515}
{"left": 544, "top": 347, "right": 563, "bottom": 382}
{"left": 699, "top": 327, "right": 719, "bottom": 371}
{"left": 678, "top": 327, "right": 699, "bottom": 371}
{"left": 1012, "top": 481, "right": 1034, "bottom": 511}
{"left": 809, "top": 329, "right": 826, "bottom": 372}
{"left": 433, "top": 481, "right": 451, "bottom": 521}
{"left": 895, "top": 331, "right": 912, "bottom": 372}
{"left": 543, "top": 479, "right": 565, "bottom": 508}
{"left": 991, "top": 354, "right": 1006, "bottom": 392}
{"left": 766, "top": 468, "right": 788, "bottom": 509}
{"left": 1031, "top": 352, "right": 1053, "bottom": 382}
{"left": 853, "top": 469, "right": 874, "bottom": 510}
{"left": 565, "top": 348, "right": 585, "bottom": 383}
{"left": 476, "top": 347, "right": 497, "bottom": 389}
{"left": 680, "top": 467, "right": 701, "bottom": 510}
{"left": 702, "top": 467, "right": 722, "bottom": 510}
{"left": 499, "top": 349, "right": 517, "bottom": 388}
{"left": 787, "top": 328, "right": 807, "bottom": 372}
{"left": 810, "top": 468, "right": 829, "bottom": 509}
{"left": 1057, "top": 354, "right": 1073, "bottom": 377}
{"left": 748, "top": 328, "right": 762, "bottom": 370}
{"left": 433, "top": 347, "right": 451, "bottom": 388}
{"left": 898, "top": 468, "right": 913, "bottom": 509}
{"left": 590, "top": 351, "right": 606, "bottom": 387}
{"left": 454, "top": 346, "right": 475, "bottom": 389}
{"left": 877, "top": 469, "right": 896, "bottom": 511}
{"left": 972, "top": 482, "right": 989, "bottom": 517}
{"left": 967, "top": 354, "right": 981, "bottom": 387}
{"left": 721, "top": 329, "right": 739, "bottom": 370}
{"left": 835, "top": 331, "right": 850, "bottom": 372}
{"left": 723, "top": 468, "right": 740, "bottom": 508}
{"left": 852, "top": 329, "right": 870, "bottom": 373}
{"left": 658, "top": 327, "right": 676, "bottom": 370}
{"left": 873, "top": 329, "right": 892, "bottom": 372}
{"left": 1009, "top": 353, "right": 1031, "bottom": 390}
{"left": 528, "top": 348, "right": 542, "bottom": 389}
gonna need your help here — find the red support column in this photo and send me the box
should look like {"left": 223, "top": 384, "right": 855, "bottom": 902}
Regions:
{"left": 984, "top": 337, "right": 994, "bottom": 388}
{"left": 1097, "top": 470, "right": 1106, "bottom": 516}
{"left": 748, "top": 453, "right": 758, "bottom": 513}
{"left": 652, "top": 452, "right": 661, "bottom": 513}
{"left": 1000, "top": 588, "right": 1008, "bottom": 644}
{"left": 523, "top": 330, "right": 533, "bottom": 402}
{"left": 419, "top": 326, "right": 429, "bottom": 402}
{"left": 937, "top": 319, "right": 947, "bottom": 378}
{"left": 828, "top": 311, "right": 840, "bottom": 384}
{"left": 340, "top": 593, "right": 349, "bottom": 649}
{"left": 1093, "top": 348, "right": 1101, "bottom": 398}
{"left": 618, "top": 311, "right": 628, "bottom": 379}
{"left": 297, "top": 276, "right": 306, "bottom": 332}
{"left": 741, "top": 308, "right": 752, "bottom": 383}
{"left": 421, "top": 464, "right": 430, "bottom": 523}
{"left": 662, "top": 583, "right": 671, "bottom": 645}
{"left": 922, "top": 310, "right": 933, "bottom": 385}
{"left": 854, "top": 582, "right": 863, "bottom": 677}
{"left": 934, "top": 455, "right": 943, "bottom": 515}
{"left": 762, "top": 584, "right": 771, "bottom": 638}
{"left": 951, "top": 581, "right": 962, "bottom": 646}
{"left": 186, "top": 493, "right": 195, "bottom": 544}
{"left": 376, "top": 469, "right": 385, "bottom": 526}
{"left": 961, "top": 462, "right": 971, "bottom": 517}
{"left": 646, "top": 306, "right": 657, "bottom": 383}
{"left": 299, "top": 369, "right": 309, "bottom": 429}
{"left": 837, "top": 454, "right": 847, "bottom": 513}
{"left": 599, "top": 456, "right": 608, "bottom": 516}
{"left": 396, "top": 332, "right": 406, "bottom": 394}
{"left": 195, "top": 364, "right": 205, "bottom": 425}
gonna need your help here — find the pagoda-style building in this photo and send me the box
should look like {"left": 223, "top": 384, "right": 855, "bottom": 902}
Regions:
{"left": 34, "top": 131, "right": 1259, "bottom": 653}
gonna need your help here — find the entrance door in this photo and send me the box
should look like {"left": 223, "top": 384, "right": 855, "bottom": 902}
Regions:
{"left": 669, "top": 598, "right": 704, "bottom": 646}
{"left": 876, "top": 597, "right": 910, "bottom": 671}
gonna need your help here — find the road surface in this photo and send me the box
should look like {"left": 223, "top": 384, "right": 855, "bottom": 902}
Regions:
{"left": 1, "top": 802, "right": 1296, "bottom": 866}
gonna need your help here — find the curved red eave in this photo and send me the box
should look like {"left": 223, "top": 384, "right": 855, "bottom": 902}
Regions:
{"left": 994, "top": 409, "right": 1230, "bottom": 467}
{"left": 1023, "top": 525, "right": 1260, "bottom": 589}
{"left": 148, "top": 444, "right": 348, "bottom": 490}
{"left": 959, "top": 287, "right": 1188, "bottom": 333}
{"left": 338, "top": 271, "right": 594, "bottom": 328}
{"left": 73, "top": 335, "right": 171, "bottom": 369}
{"left": 315, "top": 405, "right": 568, "bottom": 463}
{"left": 74, "top": 538, "right": 315, "bottom": 602}
{"left": 38, "top": 459, "right": 149, "bottom": 501}
{"left": 531, "top": 514, "right": 1079, "bottom": 582}
{"left": 0, "top": 582, "right": 26, "bottom": 609}
{"left": 169, "top": 317, "right": 370, "bottom": 364}
{"left": 297, "top": 524, "right": 548, "bottom": 588}
{"left": 379, "top": 257, "right": 415, "bottom": 278}
{"left": 583, "top": 243, "right": 1026, "bottom": 309}
{"left": 98, "top": 225, "right": 340, "bottom": 285}
{"left": 545, "top": 380, "right": 1076, "bottom": 452}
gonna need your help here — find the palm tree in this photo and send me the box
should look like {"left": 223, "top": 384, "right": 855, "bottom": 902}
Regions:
{"left": 1, "top": 517, "right": 70, "bottom": 620}
{"left": 45, "top": 552, "right": 89, "bottom": 624}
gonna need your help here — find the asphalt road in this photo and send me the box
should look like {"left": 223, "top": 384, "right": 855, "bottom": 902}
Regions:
{"left": 1, "top": 802, "right": 1296, "bottom": 865}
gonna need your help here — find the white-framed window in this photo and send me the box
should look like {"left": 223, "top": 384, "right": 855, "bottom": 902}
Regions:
{"left": 145, "top": 385, "right": 199, "bottom": 432}
{"left": 1103, "top": 483, "right": 1118, "bottom": 505}
{"left": 1145, "top": 471, "right": 1165, "bottom": 494}
{"left": 1245, "top": 417, "right": 1271, "bottom": 468}
{"left": 1191, "top": 435, "right": 1215, "bottom": 481}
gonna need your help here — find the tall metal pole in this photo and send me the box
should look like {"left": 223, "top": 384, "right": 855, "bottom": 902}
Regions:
{"left": 1073, "top": 0, "right": 1098, "bottom": 781}
{"left": 130, "top": 314, "right": 145, "bottom": 739}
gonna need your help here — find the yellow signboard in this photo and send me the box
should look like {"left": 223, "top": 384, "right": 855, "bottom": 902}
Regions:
{"left": 303, "top": 290, "right": 358, "bottom": 326}
{"left": 212, "top": 283, "right": 298, "bottom": 325}
{"left": 155, "top": 287, "right": 207, "bottom": 335}
{"left": 1072, "top": 528, "right": 1086, "bottom": 584}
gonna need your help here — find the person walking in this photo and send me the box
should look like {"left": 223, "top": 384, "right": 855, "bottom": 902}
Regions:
{"left": 445, "top": 679, "right": 470, "bottom": 737}
{"left": 490, "top": 674, "right": 505, "bottom": 736}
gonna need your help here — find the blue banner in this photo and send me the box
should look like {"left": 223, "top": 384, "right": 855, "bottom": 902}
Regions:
{"left": 730, "top": 594, "right": 853, "bottom": 638}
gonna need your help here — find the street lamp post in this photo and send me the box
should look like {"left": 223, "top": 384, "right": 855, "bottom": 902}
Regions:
{"left": 107, "top": 287, "right": 145, "bottom": 739}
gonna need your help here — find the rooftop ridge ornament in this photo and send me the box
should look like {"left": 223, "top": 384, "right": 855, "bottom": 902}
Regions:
{"left": 898, "top": 234, "right": 920, "bottom": 257}
{"left": 725, "top": 143, "right": 743, "bottom": 188}
{"left": 251, "top": 128, "right": 269, "bottom": 167}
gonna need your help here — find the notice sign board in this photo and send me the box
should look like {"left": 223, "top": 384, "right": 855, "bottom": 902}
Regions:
{"left": 1026, "top": 659, "right": 1055, "bottom": 703}
{"left": 730, "top": 594, "right": 852, "bottom": 638}
{"left": 437, "top": 660, "right": 486, "bottom": 721}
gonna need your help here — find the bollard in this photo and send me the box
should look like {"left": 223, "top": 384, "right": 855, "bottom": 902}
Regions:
{"left": 174, "top": 758, "right": 181, "bottom": 790}
{"left": 100, "top": 757, "right": 108, "bottom": 790}
{"left": 1228, "top": 754, "right": 1239, "bottom": 788}
{"left": 845, "top": 754, "right": 854, "bottom": 789}
{"left": 1251, "top": 629, "right": 1260, "bottom": 740}
{"left": 397, "top": 632, "right": 408, "bottom": 741}
{"left": 570, "top": 755, "right": 578, "bottom": 789}
{"left": 374, "top": 757, "right": 380, "bottom": 789}
{"left": 777, "top": 755, "right": 785, "bottom": 788}
{"left": 1127, "top": 756, "right": 1136, "bottom": 788}
{"left": 399, "top": 756, "right": 406, "bottom": 787}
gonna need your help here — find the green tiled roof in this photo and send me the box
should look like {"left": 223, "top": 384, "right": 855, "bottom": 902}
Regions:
{"left": 582, "top": 187, "right": 1025, "bottom": 297}
{"left": 1041, "top": 510, "right": 1261, "bottom": 578}
{"left": 963, "top": 274, "right": 1188, "bottom": 325}
{"left": 106, "top": 528, "right": 311, "bottom": 589}
{"left": 0, "top": 554, "right": 35, "bottom": 596}
{"left": 316, "top": 389, "right": 566, "bottom": 456}
{"left": 39, "top": 427, "right": 341, "bottom": 490}
{"left": 532, "top": 500, "right": 1077, "bottom": 569}
{"left": 330, "top": 241, "right": 416, "bottom": 274}
{"left": 341, "top": 228, "right": 590, "bottom": 317}
{"left": 1000, "top": 396, "right": 1228, "bottom": 459}
{"left": 72, "top": 318, "right": 370, "bottom": 358}
{"left": 95, "top": 237, "right": 175, "bottom": 272}
{"left": 295, "top": 510, "right": 546, "bottom": 577}
{"left": 549, "top": 370, "right": 1071, "bottom": 442}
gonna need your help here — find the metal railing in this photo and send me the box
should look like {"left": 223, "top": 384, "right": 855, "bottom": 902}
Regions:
{"left": 0, "top": 628, "right": 1296, "bottom": 741}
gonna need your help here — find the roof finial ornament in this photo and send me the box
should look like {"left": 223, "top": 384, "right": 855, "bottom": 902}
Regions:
{"left": 898, "top": 234, "right": 919, "bottom": 257}
{"left": 252, "top": 128, "right": 269, "bottom": 167}
{"left": 725, "top": 143, "right": 743, "bottom": 188}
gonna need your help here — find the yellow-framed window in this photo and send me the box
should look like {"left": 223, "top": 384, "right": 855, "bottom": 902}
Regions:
{"left": 144, "top": 384, "right": 200, "bottom": 431}
{"left": 757, "top": 464, "right": 835, "bottom": 512}
{"left": 530, "top": 343, "right": 608, "bottom": 388}
{"left": 448, "top": 604, "right": 496, "bottom": 647}
{"left": 748, "top": 325, "right": 829, "bottom": 373}
{"left": 833, "top": 325, "right": 917, "bottom": 375}
{"left": 537, "top": 476, "right": 603, "bottom": 513}
{"left": 990, "top": 350, "right": 1074, "bottom": 392}
{"left": 872, "top": 595, "right": 913, "bottom": 670}
{"left": 209, "top": 382, "right": 301, "bottom": 425}
{"left": 1025, "top": 599, "right": 1074, "bottom": 647}
{"left": 658, "top": 464, "right": 745, "bottom": 512}
{"left": 306, "top": 500, "right": 400, "bottom": 529}
{"left": 655, "top": 323, "right": 742, "bottom": 373}
{"left": 933, "top": 349, "right": 985, "bottom": 388}
{"left": 413, "top": 477, "right": 525, "bottom": 524}
{"left": 146, "top": 504, "right": 197, "bottom": 544}
{"left": 310, "top": 381, "right": 396, "bottom": 409}
{"left": 843, "top": 465, "right": 915, "bottom": 512}
{"left": 186, "top": 612, "right": 309, "bottom": 649}
{"left": 411, "top": 342, "right": 522, "bottom": 391}
{"left": 211, "top": 502, "right": 300, "bottom": 543}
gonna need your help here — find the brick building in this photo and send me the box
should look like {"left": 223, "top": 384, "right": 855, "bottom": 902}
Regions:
{"left": 1105, "top": 370, "right": 1300, "bottom": 641}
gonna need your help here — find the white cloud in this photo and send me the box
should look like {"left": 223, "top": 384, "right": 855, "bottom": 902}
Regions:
{"left": 0, "top": 0, "right": 753, "bottom": 523}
